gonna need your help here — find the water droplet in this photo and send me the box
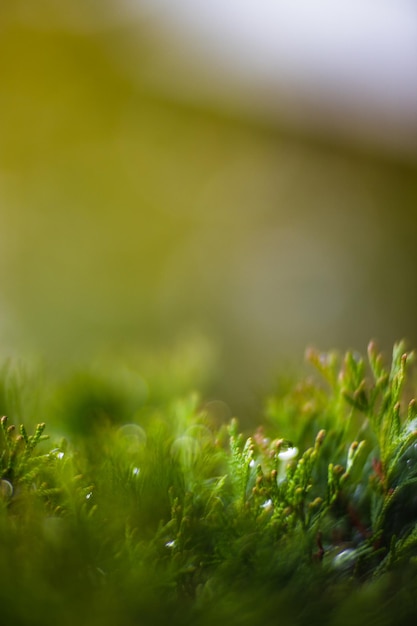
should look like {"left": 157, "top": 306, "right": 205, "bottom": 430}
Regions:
{"left": 406, "top": 418, "right": 417, "bottom": 434}
{"left": 319, "top": 353, "right": 329, "bottom": 366}
{"left": 278, "top": 447, "right": 298, "bottom": 461}
{"left": 0, "top": 479, "right": 13, "bottom": 499}
{"left": 117, "top": 424, "right": 147, "bottom": 448}
{"left": 165, "top": 540, "right": 176, "bottom": 549}
{"left": 132, "top": 467, "right": 140, "bottom": 476}
{"left": 203, "top": 400, "right": 231, "bottom": 424}
{"left": 86, "top": 492, "right": 93, "bottom": 500}
{"left": 185, "top": 424, "right": 212, "bottom": 442}
{"left": 171, "top": 436, "right": 200, "bottom": 465}
{"left": 50, "top": 448, "right": 65, "bottom": 460}
{"left": 332, "top": 548, "right": 356, "bottom": 570}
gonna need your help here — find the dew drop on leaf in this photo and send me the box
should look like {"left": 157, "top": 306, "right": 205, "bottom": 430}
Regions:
{"left": 0, "top": 479, "right": 13, "bottom": 499}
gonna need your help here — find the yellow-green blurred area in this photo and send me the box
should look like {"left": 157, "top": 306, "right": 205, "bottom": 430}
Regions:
{"left": 1, "top": 1, "right": 417, "bottom": 421}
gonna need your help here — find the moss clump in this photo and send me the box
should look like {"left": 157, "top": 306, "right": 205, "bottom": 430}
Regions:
{"left": 1, "top": 342, "right": 417, "bottom": 625}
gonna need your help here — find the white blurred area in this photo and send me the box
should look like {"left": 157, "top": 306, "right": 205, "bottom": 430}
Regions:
{"left": 118, "top": 0, "right": 417, "bottom": 156}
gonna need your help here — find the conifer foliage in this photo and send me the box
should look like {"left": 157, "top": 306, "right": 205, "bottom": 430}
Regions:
{"left": 1, "top": 342, "right": 417, "bottom": 625}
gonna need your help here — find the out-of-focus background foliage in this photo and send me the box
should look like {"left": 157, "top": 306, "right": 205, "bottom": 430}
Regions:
{"left": 1, "top": 0, "right": 417, "bottom": 421}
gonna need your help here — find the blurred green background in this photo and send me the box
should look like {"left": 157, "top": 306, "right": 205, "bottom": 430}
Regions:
{"left": 1, "top": 1, "right": 417, "bottom": 421}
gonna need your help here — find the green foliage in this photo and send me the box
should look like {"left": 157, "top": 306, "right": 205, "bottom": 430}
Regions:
{"left": 2, "top": 342, "right": 417, "bottom": 624}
